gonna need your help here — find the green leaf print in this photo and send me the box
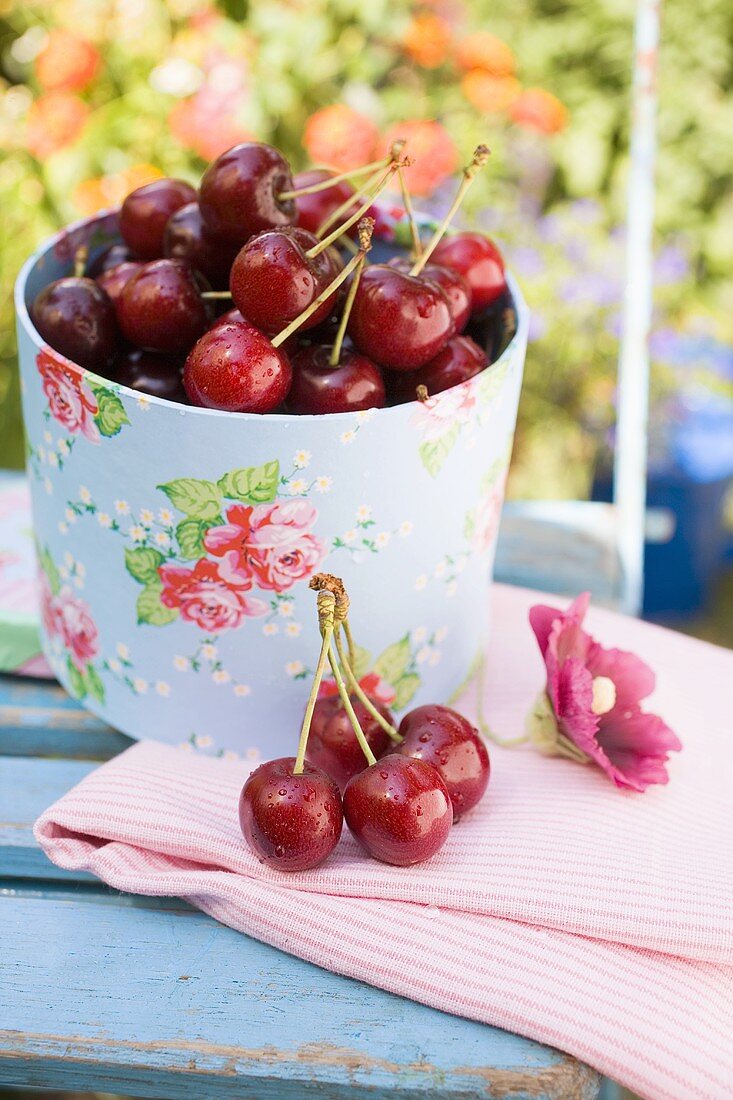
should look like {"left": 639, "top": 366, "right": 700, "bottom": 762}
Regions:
{"left": 391, "top": 673, "right": 421, "bottom": 711}
{"left": 217, "top": 461, "right": 280, "bottom": 504}
{"left": 176, "top": 518, "right": 212, "bottom": 561}
{"left": 350, "top": 644, "right": 372, "bottom": 681}
{"left": 84, "top": 663, "right": 106, "bottom": 705}
{"left": 418, "top": 422, "right": 460, "bottom": 477}
{"left": 66, "top": 655, "right": 86, "bottom": 700}
{"left": 38, "top": 544, "right": 61, "bottom": 596}
{"left": 475, "top": 357, "right": 509, "bottom": 405}
{"left": 137, "top": 581, "right": 179, "bottom": 626}
{"left": 93, "top": 388, "right": 130, "bottom": 437}
{"left": 157, "top": 478, "right": 222, "bottom": 520}
{"left": 374, "top": 636, "right": 412, "bottom": 686}
{"left": 124, "top": 546, "right": 165, "bottom": 584}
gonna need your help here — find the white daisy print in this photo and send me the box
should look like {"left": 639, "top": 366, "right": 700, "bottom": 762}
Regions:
{"left": 314, "top": 475, "right": 332, "bottom": 493}
{"left": 173, "top": 655, "right": 188, "bottom": 671}
{"left": 293, "top": 450, "right": 311, "bottom": 469}
{"left": 155, "top": 681, "right": 171, "bottom": 696}
{"left": 78, "top": 486, "right": 92, "bottom": 504}
{"left": 97, "top": 512, "right": 112, "bottom": 528}
{"left": 114, "top": 500, "right": 130, "bottom": 515}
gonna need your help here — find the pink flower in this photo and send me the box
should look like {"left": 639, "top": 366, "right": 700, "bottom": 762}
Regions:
{"left": 204, "top": 500, "right": 327, "bottom": 594}
{"left": 159, "top": 552, "right": 266, "bottom": 632}
{"left": 36, "top": 348, "right": 99, "bottom": 443}
{"left": 470, "top": 474, "right": 507, "bottom": 553}
{"left": 39, "top": 571, "right": 61, "bottom": 639}
{"left": 411, "top": 380, "right": 477, "bottom": 441}
{"left": 318, "top": 670, "right": 397, "bottom": 706}
{"left": 55, "top": 586, "right": 99, "bottom": 669}
{"left": 528, "top": 593, "right": 682, "bottom": 792}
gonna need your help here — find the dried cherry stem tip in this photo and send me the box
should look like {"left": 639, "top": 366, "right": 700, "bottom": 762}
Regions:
{"left": 277, "top": 155, "right": 396, "bottom": 201}
{"left": 293, "top": 590, "right": 336, "bottom": 775}
{"left": 328, "top": 220, "right": 374, "bottom": 368}
{"left": 410, "top": 144, "right": 491, "bottom": 277}
{"left": 271, "top": 218, "right": 374, "bottom": 349}
{"left": 73, "top": 246, "right": 88, "bottom": 279}
{"left": 201, "top": 290, "right": 233, "bottom": 300}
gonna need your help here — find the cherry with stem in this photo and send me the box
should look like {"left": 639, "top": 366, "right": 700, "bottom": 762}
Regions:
{"left": 410, "top": 145, "right": 491, "bottom": 277}
{"left": 278, "top": 153, "right": 396, "bottom": 202}
{"left": 315, "top": 143, "right": 406, "bottom": 239}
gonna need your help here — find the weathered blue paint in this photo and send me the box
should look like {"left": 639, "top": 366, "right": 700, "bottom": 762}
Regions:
{"left": 0, "top": 675, "right": 130, "bottom": 759}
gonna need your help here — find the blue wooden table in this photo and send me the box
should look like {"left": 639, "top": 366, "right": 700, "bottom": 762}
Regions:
{"left": 0, "top": 674, "right": 608, "bottom": 1099}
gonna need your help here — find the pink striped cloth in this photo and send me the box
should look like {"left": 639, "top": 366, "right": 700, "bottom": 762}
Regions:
{"left": 35, "top": 585, "right": 733, "bottom": 1100}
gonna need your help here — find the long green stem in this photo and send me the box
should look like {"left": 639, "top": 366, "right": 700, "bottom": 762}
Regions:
{"left": 334, "top": 627, "right": 401, "bottom": 743}
{"left": 316, "top": 167, "right": 381, "bottom": 239}
{"left": 448, "top": 652, "right": 529, "bottom": 747}
{"left": 201, "top": 290, "right": 233, "bottom": 300}
{"left": 271, "top": 237, "right": 368, "bottom": 349}
{"left": 397, "top": 165, "right": 422, "bottom": 260}
{"left": 278, "top": 156, "right": 392, "bottom": 201}
{"left": 293, "top": 619, "right": 334, "bottom": 774}
{"left": 327, "top": 644, "right": 377, "bottom": 766}
{"left": 410, "top": 145, "right": 490, "bottom": 276}
{"left": 306, "top": 164, "right": 398, "bottom": 259}
{"left": 342, "top": 618, "right": 357, "bottom": 670}
{"left": 329, "top": 253, "right": 365, "bottom": 367}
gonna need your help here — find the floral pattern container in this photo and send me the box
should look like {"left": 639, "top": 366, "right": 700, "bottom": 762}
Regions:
{"left": 15, "top": 209, "right": 528, "bottom": 760}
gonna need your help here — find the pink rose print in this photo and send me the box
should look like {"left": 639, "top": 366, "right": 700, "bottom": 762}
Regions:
{"left": 159, "top": 551, "right": 267, "bottom": 631}
{"left": 318, "top": 670, "right": 396, "bottom": 706}
{"left": 529, "top": 593, "right": 682, "bottom": 792}
{"left": 54, "top": 586, "right": 99, "bottom": 669}
{"left": 204, "top": 500, "right": 327, "bottom": 594}
{"left": 470, "top": 473, "right": 508, "bottom": 554}
{"left": 411, "top": 380, "right": 477, "bottom": 441}
{"left": 39, "top": 570, "right": 61, "bottom": 640}
{"left": 36, "top": 348, "right": 100, "bottom": 443}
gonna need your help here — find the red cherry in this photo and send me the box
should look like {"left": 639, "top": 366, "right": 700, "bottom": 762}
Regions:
{"left": 30, "top": 277, "right": 118, "bottom": 370}
{"left": 347, "top": 265, "right": 454, "bottom": 371}
{"left": 199, "top": 142, "right": 296, "bottom": 245}
{"left": 388, "top": 334, "right": 486, "bottom": 404}
{"left": 96, "top": 260, "right": 143, "bottom": 305}
{"left": 393, "top": 704, "right": 490, "bottom": 820}
{"left": 209, "top": 307, "right": 247, "bottom": 328}
{"left": 292, "top": 169, "right": 359, "bottom": 236}
{"left": 88, "top": 243, "right": 136, "bottom": 277}
{"left": 389, "top": 258, "right": 472, "bottom": 333}
{"left": 306, "top": 693, "right": 395, "bottom": 790}
{"left": 286, "top": 344, "right": 385, "bottom": 415}
{"left": 114, "top": 349, "right": 186, "bottom": 403}
{"left": 119, "top": 178, "right": 197, "bottom": 260}
{"left": 183, "top": 320, "right": 292, "bottom": 413}
{"left": 432, "top": 233, "right": 507, "bottom": 313}
{"left": 343, "top": 754, "right": 453, "bottom": 865}
{"left": 163, "top": 202, "right": 239, "bottom": 288}
{"left": 117, "top": 259, "right": 211, "bottom": 354}
{"left": 239, "top": 757, "right": 343, "bottom": 871}
{"left": 230, "top": 227, "right": 341, "bottom": 334}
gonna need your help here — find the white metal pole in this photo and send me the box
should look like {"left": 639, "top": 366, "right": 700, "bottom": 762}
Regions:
{"left": 614, "top": 0, "right": 661, "bottom": 615}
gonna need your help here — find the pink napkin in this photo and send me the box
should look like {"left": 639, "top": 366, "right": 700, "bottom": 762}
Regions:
{"left": 35, "top": 586, "right": 733, "bottom": 1100}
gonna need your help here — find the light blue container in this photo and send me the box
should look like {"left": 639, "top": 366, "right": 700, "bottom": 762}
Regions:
{"left": 15, "top": 209, "right": 528, "bottom": 761}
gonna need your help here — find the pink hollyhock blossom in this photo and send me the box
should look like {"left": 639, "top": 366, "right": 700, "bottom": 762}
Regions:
{"left": 36, "top": 348, "right": 100, "bottom": 443}
{"left": 204, "top": 500, "right": 327, "bottom": 593}
{"left": 55, "top": 586, "right": 99, "bottom": 669}
{"left": 159, "top": 551, "right": 266, "bottom": 631}
{"left": 528, "top": 592, "right": 681, "bottom": 792}
{"left": 318, "top": 670, "right": 397, "bottom": 706}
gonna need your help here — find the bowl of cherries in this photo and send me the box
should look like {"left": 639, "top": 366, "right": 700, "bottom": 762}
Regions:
{"left": 15, "top": 139, "right": 528, "bottom": 760}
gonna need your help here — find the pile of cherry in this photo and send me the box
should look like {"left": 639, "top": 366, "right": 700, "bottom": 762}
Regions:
{"left": 239, "top": 574, "right": 490, "bottom": 870}
{"left": 30, "top": 140, "right": 509, "bottom": 415}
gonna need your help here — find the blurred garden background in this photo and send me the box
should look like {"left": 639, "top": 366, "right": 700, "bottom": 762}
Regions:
{"left": 1, "top": 0, "right": 732, "bottom": 632}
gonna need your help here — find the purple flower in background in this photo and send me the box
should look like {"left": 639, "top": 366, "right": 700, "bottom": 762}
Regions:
{"left": 654, "top": 243, "right": 690, "bottom": 285}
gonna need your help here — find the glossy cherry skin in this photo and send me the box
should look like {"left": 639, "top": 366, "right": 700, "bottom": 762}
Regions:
{"left": 119, "top": 178, "right": 197, "bottom": 260}
{"left": 388, "top": 258, "right": 472, "bottom": 333}
{"left": 388, "top": 335, "right": 486, "bottom": 404}
{"left": 306, "top": 693, "right": 395, "bottom": 790}
{"left": 209, "top": 307, "right": 247, "bottom": 328}
{"left": 96, "top": 260, "right": 143, "bottom": 305}
{"left": 183, "top": 320, "right": 292, "bottom": 414}
{"left": 286, "top": 345, "right": 385, "bottom": 415}
{"left": 199, "top": 142, "right": 296, "bottom": 245}
{"left": 343, "top": 754, "right": 453, "bottom": 866}
{"left": 239, "top": 757, "right": 343, "bottom": 871}
{"left": 348, "top": 265, "right": 454, "bottom": 372}
{"left": 432, "top": 233, "right": 507, "bottom": 314}
{"left": 393, "top": 705, "right": 490, "bottom": 820}
{"left": 30, "top": 277, "right": 117, "bottom": 371}
{"left": 230, "top": 227, "right": 341, "bottom": 335}
{"left": 117, "top": 259, "right": 211, "bottom": 354}
{"left": 293, "top": 169, "right": 359, "bottom": 236}
{"left": 163, "top": 202, "right": 238, "bottom": 289}
{"left": 87, "top": 242, "right": 136, "bottom": 277}
{"left": 114, "top": 349, "right": 186, "bottom": 402}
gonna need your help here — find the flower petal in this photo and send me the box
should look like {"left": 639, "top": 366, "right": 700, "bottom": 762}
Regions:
{"left": 586, "top": 642, "right": 656, "bottom": 708}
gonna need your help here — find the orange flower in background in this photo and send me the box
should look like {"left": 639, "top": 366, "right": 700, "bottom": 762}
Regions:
{"left": 35, "top": 30, "right": 101, "bottom": 93}
{"left": 73, "top": 164, "right": 164, "bottom": 217}
{"left": 382, "top": 119, "right": 459, "bottom": 196}
{"left": 455, "top": 31, "right": 515, "bottom": 77}
{"left": 170, "top": 96, "right": 255, "bottom": 162}
{"left": 510, "top": 88, "right": 568, "bottom": 134}
{"left": 461, "top": 70, "right": 521, "bottom": 113}
{"left": 403, "top": 13, "right": 452, "bottom": 68}
{"left": 26, "top": 93, "right": 90, "bottom": 159}
{"left": 303, "top": 105, "right": 379, "bottom": 171}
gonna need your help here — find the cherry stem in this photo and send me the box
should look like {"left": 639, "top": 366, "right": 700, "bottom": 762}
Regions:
{"left": 328, "top": 220, "right": 373, "bottom": 367}
{"left": 397, "top": 165, "right": 422, "bottom": 260}
{"left": 278, "top": 156, "right": 393, "bottom": 201}
{"left": 315, "top": 141, "right": 406, "bottom": 240}
{"left": 306, "top": 163, "right": 400, "bottom": 259}
{"left": 410, "top": 145, "right": 491, "bottom": 277}
{"left": 326, "top": 641, "right": 377, "bottom": 767}
{"left": 201, "top": 290, "right": 233, "bottom": 299}
{"left": 271, "top": 218, "right": 374, "bottom": 349}
{"left": 293, "top": 593, "right": 335, "bottom": 774}
{"left": 342, "top": 617, "right": 357, "bottom": 670}
{"left": 447, "top": 652, "right": 528, "bottom": 747}
{"left": 73, "top": 246, "right": 88, "bottom": 279}
{"left": 334, "top": 627, "right": 401, "bottom": 743}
